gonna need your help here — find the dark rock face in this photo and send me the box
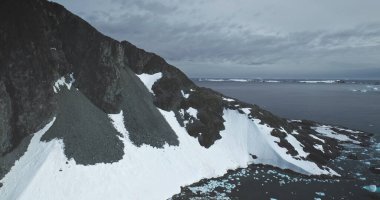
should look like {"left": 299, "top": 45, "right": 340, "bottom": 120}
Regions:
{"left": 41, "top": 88, "right": 124, "bottom": 165}
{"left": 0, "top": 0, "right": 61, "bottom": 154}
{"left": 0, "top": 0, "right": 126, "bottom": 157}
{"left": 347, "top": 153, "right": 359, "bottom": 160}
{"left": 369, "top": 166, "right": 380, "bottom": 174}
{"left": 183, "top": 88, "right": 225, "bottom": 147}
{"left": 119, "top": 68, "right": 179, "bottom": 147}
{"left": 0, "top": 82, "right": 12, "bottom": 154}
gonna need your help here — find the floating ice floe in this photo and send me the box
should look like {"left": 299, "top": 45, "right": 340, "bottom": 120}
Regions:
{"left": 351, "top": 85, "right": 379, "bottom": 93}
{"left": 315, "top": 192, "right": 326, "bottom": 196}
{"left": 363, "top": 185, "right": 380, "bottom": 193}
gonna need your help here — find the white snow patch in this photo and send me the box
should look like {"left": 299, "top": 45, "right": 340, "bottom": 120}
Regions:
{"left": 222, "top": 97, "right": 235, "bottom": 102}
{"left": 310, "top": 134, "right": 325, "bottom": 143}
{"left": 136, "top": 72, "right": 162, "bottom": 93}
{"left": 181, "top": 90, "right": 190, "bottom": 99}
{"left": 312, "top": 125, "right": 360, "bottom": 144}
{"left": 0, "top": 117, "right": 57, "bottom": 200}
{"left": 285, "top": 133, "right": 309, "bottom": 158}
{"left": 108, "top": 111, "right": 128, "bottom": 136}
{"left": 291, "top": 131, "right": 299, "bottom": 135}
{"left": 241, "top": 108, "right": 251, "bottom": 115}
{"left": 187, "top": 107, "right": 198, "bottom": 119}
{"left": 248, "top": 117, "right": 338, "bottom": 176}
{"left": 53, "top": 73, "right": 75, "bottom": 93}
{"left": 314, "top": 144, "right": 324, "bottom": 153}
{"left": 334, "top": 127, "right": 362, "bottom": 134}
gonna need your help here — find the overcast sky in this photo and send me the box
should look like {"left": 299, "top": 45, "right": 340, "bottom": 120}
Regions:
{"left": 52, "top": 0, "right": 380, "bottom": 79}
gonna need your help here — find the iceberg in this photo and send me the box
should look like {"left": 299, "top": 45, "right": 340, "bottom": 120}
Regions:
{"left": 363, "top": 185, "right": 380, "bottom": 193}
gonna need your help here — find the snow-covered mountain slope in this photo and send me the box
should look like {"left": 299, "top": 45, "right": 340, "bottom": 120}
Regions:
{"left": 0, "top": 0, "right": 373, "bottom": 199}
{"left": 0, "top": 76, "right": 369, "bottom": 200}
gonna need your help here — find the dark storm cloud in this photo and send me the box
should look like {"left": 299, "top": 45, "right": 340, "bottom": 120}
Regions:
{"left": 52, "top": 0, "right": 380, "bottom": 78}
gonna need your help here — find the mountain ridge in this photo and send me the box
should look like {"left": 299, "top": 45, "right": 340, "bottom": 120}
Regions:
{"left": 0, "top": 0, "right": 374, "bottom": 199}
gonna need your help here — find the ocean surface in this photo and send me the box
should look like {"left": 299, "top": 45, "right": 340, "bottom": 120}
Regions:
{"left": 194, "top": 79, "right": 380, "bottom": 138}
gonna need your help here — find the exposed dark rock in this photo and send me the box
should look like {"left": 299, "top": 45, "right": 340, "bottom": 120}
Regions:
{"left": 152, "top": 77, "right": 183, "bottom": 111}
{"left": 0, "top": 81, "right": 12, "bottom": 155}
{"left": 185, "top": 88, "right": 225, "bottom": 147}
{"left": 347, "top": 153, "right": 359, "bottom": 160}
{"left": 0, "top": 0, "right": 124, "bottom": 155}
{"left": 41, "top": 88, "right": 124, "bottom": 165}
{"left": 119, "top": 68, "right": 179, "bottom": 147}
{"left": 0, "top": 0, "right": 60, "bottom": 154}
{"left": 270, "top": 129, "right": 298, "bottom": 157}
{"left": 369, "top": 166, "right": 380, "bottom": 174}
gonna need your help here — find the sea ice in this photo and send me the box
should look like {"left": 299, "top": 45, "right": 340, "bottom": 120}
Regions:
{"left": 363, "top": 185, "right": 380, "bottom": 193}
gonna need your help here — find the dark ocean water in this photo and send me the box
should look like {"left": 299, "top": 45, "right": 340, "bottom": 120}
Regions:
{"left": 195, "top": 80, "right": 380, "bottom": 138}
{"left": 172, "top": 80, "right": 380, "bottom": 199}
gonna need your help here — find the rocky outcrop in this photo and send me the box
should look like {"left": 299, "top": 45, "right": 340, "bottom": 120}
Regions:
{"left": 0, "top": 81, "right": 12, "bottom": 154}
{"left": 0, "top": 0, "right": 123, "bottom": 155}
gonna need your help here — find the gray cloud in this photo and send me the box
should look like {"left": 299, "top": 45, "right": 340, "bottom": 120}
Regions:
{"left": 52, "top": 0, "right": 380, "bottom": 79}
